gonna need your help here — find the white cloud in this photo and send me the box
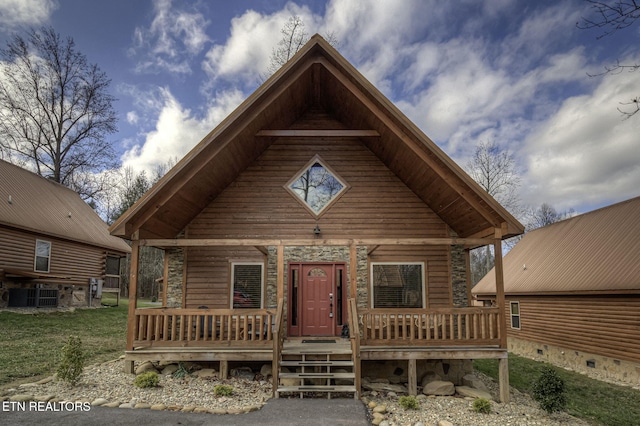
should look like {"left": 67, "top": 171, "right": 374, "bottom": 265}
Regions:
{"left": 0, "top": 0, "right": 57, "bottom": 29}
{"left": 201, "top": 4, "right": 314, "bottom": 87}
{"left": 121, "top": 87, "right": 244, "bottom": 176}
{"left": 523, "top": 67, "right": 640, "bottom": 211}
{"left": 129, "top": 0, "right": 210, "bottom": 74}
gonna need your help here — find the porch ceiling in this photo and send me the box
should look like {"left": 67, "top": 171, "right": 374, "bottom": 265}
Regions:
{"left": 110, "top": 36, "right": 523, "bottom": 242}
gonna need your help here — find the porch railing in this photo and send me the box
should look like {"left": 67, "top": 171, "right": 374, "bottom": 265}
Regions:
{"left": 272, "top": 299, "right": 285, "bottom": 397}
{"left": 358, "top": 307, "right": 501, "bottom": 346}
{"left": 132, "top": 307, "right": 276, "bottom": 348}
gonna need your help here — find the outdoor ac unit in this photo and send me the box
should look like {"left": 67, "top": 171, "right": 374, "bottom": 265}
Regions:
{"left": 89, "top": 278, "right": 103, "bottom": 298}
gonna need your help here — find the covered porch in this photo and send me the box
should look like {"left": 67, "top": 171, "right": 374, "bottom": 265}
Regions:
{"left": 124, "top": 235, "right": 511, "bottom": 402}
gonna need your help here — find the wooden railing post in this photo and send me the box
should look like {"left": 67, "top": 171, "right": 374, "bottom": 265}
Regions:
{"left": 272, "top": 299, "right": 284, "bottom": 398}
{"left": 348, "top": 298, "right": 361, "bottom": 399}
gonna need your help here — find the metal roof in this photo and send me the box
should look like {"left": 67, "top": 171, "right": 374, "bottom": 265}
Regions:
{"left": 473, "top": 196, "right": 640, "bottom": 295}
{"left": 0, "top": 160, "right": 130, "bottom": 254}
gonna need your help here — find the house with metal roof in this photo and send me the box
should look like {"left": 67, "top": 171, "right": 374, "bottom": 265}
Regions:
{"left": 473, "top": 196, "right": 640, "bottom": 385}
{"left": 110, "top": 35, "right": 524, "bottom": 401}
{"left": 0, "top": 159, "right": 131, "bottom": 308}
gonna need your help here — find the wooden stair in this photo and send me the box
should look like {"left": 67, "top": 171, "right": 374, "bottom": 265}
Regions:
{"left": 276, "top": 339, "right": 358, "bottom": 399}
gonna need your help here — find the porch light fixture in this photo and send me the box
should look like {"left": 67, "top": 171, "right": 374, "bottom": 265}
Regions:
{"left": 313, "top": 224, "right": 321, "bottom": 235}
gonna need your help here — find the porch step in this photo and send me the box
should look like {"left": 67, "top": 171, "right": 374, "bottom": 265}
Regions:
{"left": 281, "top": 360, "right": 354, "bottom": 367}
{"left": 279, "top": 372, "right": 355, "bottom": 379}
{"left": 276, "top": 344, "right": 358, "bottom": 399}
{"left": 277, "top": 385, "right": 357, "bottom": 393}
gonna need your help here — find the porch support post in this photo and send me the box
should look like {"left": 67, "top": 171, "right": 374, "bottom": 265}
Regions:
{"left": 349, "top": 241, "right": 357, "bottom": 300}
{"left": 124, "top": 236, "right": 140, "bottom": 374}
{"left": 494, "top": 232, "right": 510, "bottom": 403}
{"left": 464, "top": 249, "right": 472, "bottom": 307}
{"left": 408, "top": 358, "right": 417, "bottom": 395}
{"left": 220, "top": 360, "right": 229, "bottom": 379}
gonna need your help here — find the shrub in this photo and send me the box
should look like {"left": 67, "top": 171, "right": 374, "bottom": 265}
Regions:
{"left": 214, "top": 384, "right": 233, "bottom": 397}
{"left": 56, "top": 335, "right": 85, "bottom": 386}
{"left": 532, "top": 366, "right": 567, "bottom": 413}
{"left": 134, "top": 371, "right": 160, "bottom": 388}
{"left": 472, "top": 397, "right": 492, "bottom": 414}
{"left": 399, "top": 395, "right": 419, "bottom": 410}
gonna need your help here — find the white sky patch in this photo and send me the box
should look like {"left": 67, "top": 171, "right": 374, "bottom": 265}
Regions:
{"left": 126, "top": 111, "right": 139, "bottom": 125}
{"left": 0, "top": 0, "right": 57, "bottom": 29}
{"left": 523, "top": 68, "right": 640, "bottom": 211}
{"left": 120, "top": 87, "right": 244, "bottom": 176}
{"left": 129, "top": 0, "right": 210, "bottom": 74}
{"left": 202, "top": 4, "right": 314, "bottom": 87}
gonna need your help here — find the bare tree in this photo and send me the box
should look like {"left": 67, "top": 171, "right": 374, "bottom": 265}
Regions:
{"left": 0, "top": 27, "right": 118, "bottom": 199}
{"left": 465, "top": 140, "right": 522, "bottom": 284}
{"left": 525, "top": 202, "right": 575, "bottom": 230}
{"left": 265, "top": 15, "right": 339, "bottom": 78}
{"left": 578, "top": 1, "right": 640, "bottom": 118}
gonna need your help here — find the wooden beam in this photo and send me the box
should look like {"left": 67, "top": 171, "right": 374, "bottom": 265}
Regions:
{"left": 254, "top": 246, "right": 269, "bottom": 256}
{"left": 465, "top": 249, "right": 472, "bottom": 307}
{"left": 125, "top": 238, "right": 140, "bottom": 373}
{"left": 256, "top": 129, "right": 379, "bottom": 137}
{"left": 367, "top": 245, "right": 380, "bottom": 255}
{"left": 494, "top": 236, "right": 507, "bottom": 349}
{"left": 408, "top": 358, "right": 417, "bottom": 396}
{"left": 139, "top": 237, "right": 493, "bottom": 248}
{"left": 499, "top": 358, "right": 510, "bottom": 403}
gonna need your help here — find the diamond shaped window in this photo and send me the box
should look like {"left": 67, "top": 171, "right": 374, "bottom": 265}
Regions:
{"left": 286, "top": 155, "right": 349, "bottom": 216}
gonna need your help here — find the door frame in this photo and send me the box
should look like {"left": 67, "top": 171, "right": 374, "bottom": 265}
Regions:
{"left": 287, "top": 262, "right": 347, "bottom": 337}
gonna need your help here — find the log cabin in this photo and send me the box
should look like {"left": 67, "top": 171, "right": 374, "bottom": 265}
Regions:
{"left": 110, "top": 35, "right": 524, "bottom": 401}
{"left": 473, "top": 196, "right": 640, "bottom": 386}
{"left": 0, "top": 159, "right": 131, "bottom": 308}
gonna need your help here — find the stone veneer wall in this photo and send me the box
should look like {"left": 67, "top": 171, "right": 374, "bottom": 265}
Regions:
{"left": 509, "top": 336, "right": 640, "bottom": 387}
{"left": 165, "top": 248, "right": 184, "bottom": 308}
{"left": 450, "top": 244, "right": 468, "bottom": 307}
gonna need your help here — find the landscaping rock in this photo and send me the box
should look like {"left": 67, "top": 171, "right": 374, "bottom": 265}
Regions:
{"left": 229, "top": 366, "right": 254, "bottom": 380}
{"left": 462, "top": 373, "right": 489, "bottom": 391}
{"left": 9, "top": 394, "right": 33, "bottom": 402}
{"left": 135, "top": 361, "right": 157, "bottom": 375}
{"left": 91, "top": 398, "right": 109, "bottom": 406}
{"left": 420, "top": 371, "right": 442, "bottom": 387}
{"left": 194, "top": 368, "right": 217, "bottom": 379}
{"left": 259, "top": 364, "right": 272, "bottom": 378}
{"left": 422, "top": 381, "right": 455, "bottom": 396}
{"left": 161, "top": 364, "right": 179, "bottom": 375}
{"left": 455, "top": 385, "right": 493, "bottom": 401}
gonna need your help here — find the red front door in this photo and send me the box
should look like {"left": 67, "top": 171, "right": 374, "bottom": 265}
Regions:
{"left": 301, "top": 264, "right": 335, "bottom": 336}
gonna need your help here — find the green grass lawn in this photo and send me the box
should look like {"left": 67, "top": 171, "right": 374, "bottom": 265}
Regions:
{"left": 0, "top": 301, "right": 129, "bottom": 387}
{"left": 475, "top": 354, "right": 640, "bottom": 426}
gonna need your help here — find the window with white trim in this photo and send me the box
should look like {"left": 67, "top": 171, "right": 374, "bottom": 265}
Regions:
{"left": 510, "top": 301, "right": 521, "bottom": 329}
{"left": 231, "top": 263, "right": 263, "bottom": 309}
{"left": 371, "top": 262, "right": 425, "bottom": 308}
{"left": 34, "top": 240, "right": 51, "bottom": 273}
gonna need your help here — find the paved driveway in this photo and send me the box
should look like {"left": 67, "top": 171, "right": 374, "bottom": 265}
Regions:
{"left": 2, "top": 398, "right": 370, "bottom": 426}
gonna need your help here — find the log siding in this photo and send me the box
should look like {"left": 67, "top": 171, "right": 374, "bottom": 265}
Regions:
{"left": 505, "top": 294, "right": 640, "bottom": 364}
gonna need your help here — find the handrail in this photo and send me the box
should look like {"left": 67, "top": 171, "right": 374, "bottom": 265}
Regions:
{"left": 359, "top": 307, "right": 501, "bottom": 346}
{"left": 132, "top": 307, "right": 277, "bottom": 346}
{"left": 348, "top": 298, "right": 361, "bottom": 398}
{"left": 272, "top": 298, "right": 285, "bottom": 397}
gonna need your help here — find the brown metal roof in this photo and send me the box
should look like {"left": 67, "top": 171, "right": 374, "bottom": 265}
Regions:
{"left": 473, "top": 196, "right": 640, "bottom": 295}
{"left": 110, "top": 35, "right": 523, "bottom": 241}
{"left": 0, "top": 160, "right": 130, "bottom": 254}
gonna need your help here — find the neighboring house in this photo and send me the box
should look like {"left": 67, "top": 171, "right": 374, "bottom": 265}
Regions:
{"left": 110, "top": 35, "right": 524, "bottom": 401}
{"left": 0, "top": 159, "right": 131, "bottom": 308}
{"left": 473, "top": 196, "right": 640, "bottom": 386}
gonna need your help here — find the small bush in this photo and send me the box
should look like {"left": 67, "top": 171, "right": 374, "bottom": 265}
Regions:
{"left": 134, "top": 371, "right": 160, "bottom": 388}
{"left": 56, "top": 336, "right": 85, "bottom": 386}
{"left": 171, "top": 362, "right": 191, "bottom": 379}
{"left": 399, "top": 395, "right": 419, "bottom": 410}
{"left": 472, "top": 397, "right": 492, "bottom": 414}
{"left": 532, "top": 366, "right": 566, "bottom": 413}
{"left": 213, "top": 384, "right": 233, "bottom": 397}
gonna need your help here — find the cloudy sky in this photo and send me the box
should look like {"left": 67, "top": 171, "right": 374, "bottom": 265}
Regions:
{"left": 0, "top": 0, "right": 638, "bottom": 216}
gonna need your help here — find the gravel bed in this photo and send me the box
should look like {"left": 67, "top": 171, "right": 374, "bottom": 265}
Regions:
{"left": 2, "top": 358, "right": 591, "bottom": 424}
